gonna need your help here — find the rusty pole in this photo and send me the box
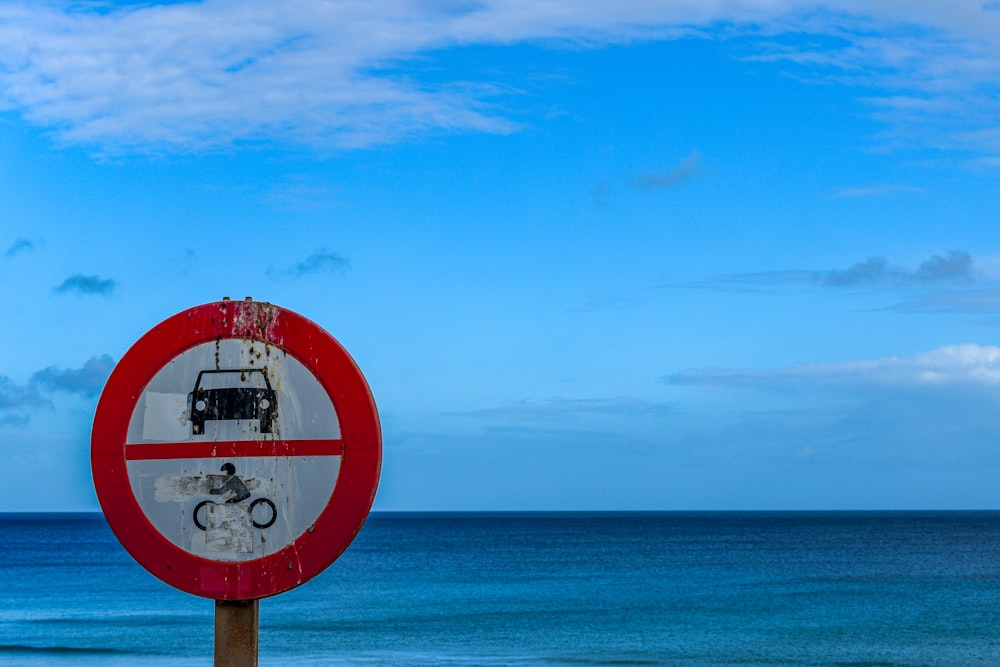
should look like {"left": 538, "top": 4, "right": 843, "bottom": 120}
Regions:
{"left": 214, "top": 599, "right": 259, "bottom": 667}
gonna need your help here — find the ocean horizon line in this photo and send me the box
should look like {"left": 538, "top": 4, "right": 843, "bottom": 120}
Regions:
{"left": 5, "top": 508, "right": 1000, "bottom": 519}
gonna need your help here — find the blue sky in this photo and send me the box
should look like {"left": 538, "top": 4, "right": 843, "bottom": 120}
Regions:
{"left": 4, "top": 1, "right": 1000, "bottom": 511}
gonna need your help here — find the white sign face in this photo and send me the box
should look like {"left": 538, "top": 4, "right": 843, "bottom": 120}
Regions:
{"left": 124, "top": 339, "right": 342, "bottom": 562}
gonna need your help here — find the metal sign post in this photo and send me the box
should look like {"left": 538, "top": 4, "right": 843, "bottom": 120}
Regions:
{"left": 215, "top": 599, "right": 259, "bottom": 667}
{"left": 91, "top": 299, "right": 381, "bottom": 663}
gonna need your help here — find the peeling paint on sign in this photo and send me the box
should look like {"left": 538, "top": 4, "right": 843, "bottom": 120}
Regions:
{"left": 124, "top": 337, "right": 342, "bottom": 562}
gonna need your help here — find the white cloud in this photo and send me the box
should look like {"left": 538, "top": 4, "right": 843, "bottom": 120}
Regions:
{"left": 666, "top": 343, "right": 1000, "bottom": 389}
{"left": 0, "top": 0, "right": 523, "bottom": 151}
{"left": 2, "top": 1, "right": 1000, "bottom": 153}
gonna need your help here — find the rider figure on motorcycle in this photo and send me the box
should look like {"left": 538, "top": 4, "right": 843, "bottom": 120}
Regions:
{"left": 209, "top": 462, "right": 251, "bottom": 504}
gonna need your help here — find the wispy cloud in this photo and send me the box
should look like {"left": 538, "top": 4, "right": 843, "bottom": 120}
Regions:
{"left": 592, "top": 151, "right": 700, "bottom": 205}
{"left": 570, "top": 295, "right": 641, "bottom": 313}
{"left": 260, "top": 179, "right": 345, "bottom": 210}
{"left": 30, "top": 355, "right": 115, "bottom": 398}
{"left": 53, "top": 274, "right": 117, "bottom": 296}
{"left": 269, "top": 250, "right": 350, "bottom": 280}
{"left": 913, "top": 250, "right": 973, "bottom": 282}
{"left": 591, "top": 178, "right": 610, "bottom": 207}
{"left": 449, "top": 396, "right": 675, "bottom": 422}
{"left": 633, "top": 151, "right": 701, "bottom": 190}
{"left": 824, "top": 257, "right": 897, "bottom": 287}
{"left": 0, "top": 414, "right": 30, "bottom": 427}
{"left": 742, "top": 8, "right": 1000, "bottom": 159}
{"left": 887, "top": 287, "right": 1000, "bottom": 317}
{"left": 832, "top": 184, "right": 925, "bottom": 198}
{"left": 3, "top": 3, "right": 1000, "bottom": 155}
{"left": 689, "top": 250, "right": 975, "bottom": 292}
{"left": 4, "top": 238, "right": 37, "bottom": 259}
{"left": 661, "top": 342, "right": 1000, "bottom": 470}
{"left": 0, "top": 355, "right": 116, "bottom": 427}
{"left": 0, "top": 376, "right": 49, "bottom": 412}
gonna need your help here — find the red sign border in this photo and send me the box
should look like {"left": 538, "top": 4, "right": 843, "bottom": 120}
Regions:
{"left": 91, "top": 300, "right": 381, "bottom": 600}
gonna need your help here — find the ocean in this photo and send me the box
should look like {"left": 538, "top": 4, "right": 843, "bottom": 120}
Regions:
{"left": 2, "top": 511, "right": 1000, "bottom": 666}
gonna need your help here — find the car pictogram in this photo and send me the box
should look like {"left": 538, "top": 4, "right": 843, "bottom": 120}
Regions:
{"left": 188, "top": 368, "right": 278, "bottom": 435}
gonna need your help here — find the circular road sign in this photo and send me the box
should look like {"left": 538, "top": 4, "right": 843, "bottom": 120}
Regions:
{"left": 91, "top": 300, "right": 381, "bottom": 600}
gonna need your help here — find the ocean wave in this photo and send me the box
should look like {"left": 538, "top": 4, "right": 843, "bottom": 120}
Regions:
{"left": 0, "top": 644, "right": 136, "bottom": 655}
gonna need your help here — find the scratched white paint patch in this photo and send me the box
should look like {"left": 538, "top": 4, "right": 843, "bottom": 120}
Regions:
{"left": 124, "top": 338, "right": 343, "bottom": 562}
{"left": 142, "top": 392, "right": 190, "bottom": 441}
{"left": 206, "top": 504, "right": 254, "bottom": 554}
{"left": 154, "top": 474, "right": 262, "bottom": 502}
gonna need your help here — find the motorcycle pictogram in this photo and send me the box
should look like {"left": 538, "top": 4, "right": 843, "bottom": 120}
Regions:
{"left": 193, "top": 497, "right": 277, "bottom": 530}
{"left": 192, "top": 462, "right": 278, "bottom": 530}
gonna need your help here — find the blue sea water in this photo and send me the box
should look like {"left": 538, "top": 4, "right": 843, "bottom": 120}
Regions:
{"left": 2, "top": 512, "right": 1000, "bottom": 666}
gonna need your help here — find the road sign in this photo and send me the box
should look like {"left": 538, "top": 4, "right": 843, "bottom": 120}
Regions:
{"left": 91, "top": 299, "right": 381, "bottom": 600}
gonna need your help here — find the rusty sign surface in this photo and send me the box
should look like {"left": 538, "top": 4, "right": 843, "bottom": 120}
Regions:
{"left": 91, "top": 299, "right": 381, "bottom": 600}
